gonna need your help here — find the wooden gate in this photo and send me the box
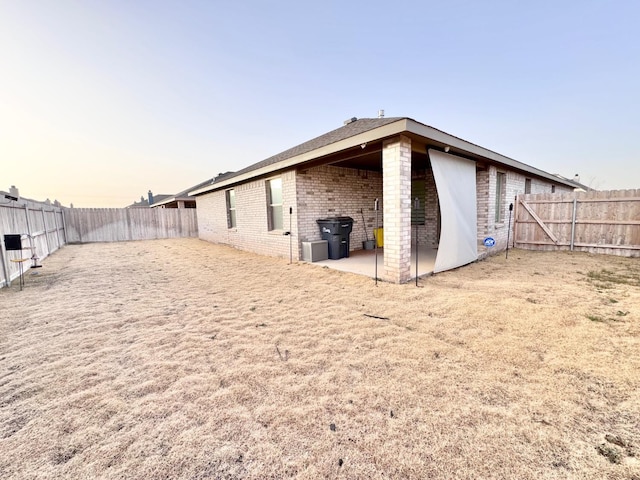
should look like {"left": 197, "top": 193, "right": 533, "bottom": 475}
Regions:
{"left": 514, "top": 189, "right": 640, "bottom": 257}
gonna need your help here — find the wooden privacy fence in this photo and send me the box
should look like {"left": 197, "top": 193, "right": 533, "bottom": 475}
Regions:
{"left": 0, "top": 199, "right": 66, "bottom": 287}
{"left": 64, "top": 207, "right": 198, "bottom": 243}
{"left": 1, "top": 201, "right": 198, "bottom": 288}
{"left": 514, "top": 189, "right": 640, "bottom": 257}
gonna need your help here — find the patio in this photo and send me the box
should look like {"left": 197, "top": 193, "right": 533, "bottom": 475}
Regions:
{"left": 311, "top": 245, "right": 437, "bottom": 280}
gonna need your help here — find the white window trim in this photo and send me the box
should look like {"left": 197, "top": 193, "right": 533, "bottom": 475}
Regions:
{"left": 495, "top": 171, "right": 506, "bottom": 223}
{"left": 226, "top": 189, "right": 236, "bottom": 229}
{"left": 266, "top": 177, "right": 283, "bottom": 231}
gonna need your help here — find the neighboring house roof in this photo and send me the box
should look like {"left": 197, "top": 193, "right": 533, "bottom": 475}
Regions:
{"left": 150, "top": 178, "right": 214, "bottom": 208}
{"left": 551, "top": 173, "right": 592, "bottom": 191}
{"left": 127, "top": 194, "right": 172, "bottom": 208}
{"left": 190, "top": 117, "right": 583, "bottom": 196}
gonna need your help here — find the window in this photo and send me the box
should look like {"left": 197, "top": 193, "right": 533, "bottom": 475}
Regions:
{"left": 411, "top": 180, "right": 425, "bottom": 225}
{"left": 267, "top": 178, "right": 283, "bottom": 230}
{"left": 551, "top": 185, "right": 556, "bottom": 193}
{"left": 495, "top": 172, "right": 506, "bottom": 223}
{"left": 525, "top": 178, "right": 531, "bottom": 194}
{"left": 226, "top": 189, "right": 236, "bottom": 228}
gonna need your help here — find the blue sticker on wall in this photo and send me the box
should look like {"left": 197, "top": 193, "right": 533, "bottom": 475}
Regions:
{"left": 483, "top": 237, "right": 496, "bottom": 247}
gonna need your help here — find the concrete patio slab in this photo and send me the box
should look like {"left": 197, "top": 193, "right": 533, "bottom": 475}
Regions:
{"left": 310, "top": 246, "right": 437, "bottom": 280}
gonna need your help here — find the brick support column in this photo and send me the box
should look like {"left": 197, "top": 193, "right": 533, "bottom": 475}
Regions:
{"left": 382, "top": 135, "right": 412, "bottom": 283}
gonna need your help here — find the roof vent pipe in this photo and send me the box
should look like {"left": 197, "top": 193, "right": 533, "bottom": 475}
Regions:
{"left": 343, "top": 117, "right": 358, "bottom": 125}
{"left": 378, "top": 109, "right": 384, "bottom": 118}
{"left": 148, "top": 190, "right": 154, "bottom": 205}
{"left": 574, "top": 174, "right": 580, "bottom": 183}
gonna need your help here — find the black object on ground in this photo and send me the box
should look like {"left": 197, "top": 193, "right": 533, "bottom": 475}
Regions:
{"left": 317, "top": 217, "right": 353, "bottom": 259}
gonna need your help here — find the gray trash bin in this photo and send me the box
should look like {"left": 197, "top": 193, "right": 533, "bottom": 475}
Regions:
{"left": 316, "top": 217, "right": 354, "bottom": 259}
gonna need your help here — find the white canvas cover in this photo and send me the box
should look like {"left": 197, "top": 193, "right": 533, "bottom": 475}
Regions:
{"left": 429, "top": 149, "right": 478, "bottom": 272}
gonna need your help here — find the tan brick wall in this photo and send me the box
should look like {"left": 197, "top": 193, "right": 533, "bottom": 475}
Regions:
{"left": 411, "top": 169, "right": 439, "bottom": 248}
{"left": 479, "top": 166, "right": 573, "bottom": 253}
{"left": 196, "top": 150, "right": 574, "bottom": 272}
{"left": 296, "top": 164, "right": 383, "bottom": 249}
{"left": 476, "top": 168, "right": 490, "bottom": 239}
{"left": 196, "top": 170, "right": 298, "bottom": 260}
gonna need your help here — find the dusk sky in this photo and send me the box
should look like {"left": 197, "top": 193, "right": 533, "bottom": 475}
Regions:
{"left": 1, "top": 1, "right": 638, "bottom": 207}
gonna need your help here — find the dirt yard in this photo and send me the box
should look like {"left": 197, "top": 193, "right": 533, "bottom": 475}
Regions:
{"left": 1, "top": 239, "right": 639, "bottom": 479}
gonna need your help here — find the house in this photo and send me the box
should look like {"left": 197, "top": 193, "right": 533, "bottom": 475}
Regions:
{"left": 150, "top": 178, "right": 215, "bottom": 209}
{"left": 127, "top": 191, "right": 172, "bottom": 208}
{"left": 190, "top": 116, "right": 580, "bottom": 283}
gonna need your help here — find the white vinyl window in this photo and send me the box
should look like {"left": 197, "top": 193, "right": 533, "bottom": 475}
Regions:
{"left": 226, "top": 189, "right": 236, "bottom": 228}
{"left": 495, "top": 172, "right": 506, "bottom": 223}
{"left": 267, "top": 178, "right": 283, "bottom": 230}
{"left": 411, "top": 180, "right": 426, "bottom": 225}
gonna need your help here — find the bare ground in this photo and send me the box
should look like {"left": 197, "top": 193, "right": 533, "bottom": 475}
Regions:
{"left": 0, "top": 239, "right": 639, "bottom": 479}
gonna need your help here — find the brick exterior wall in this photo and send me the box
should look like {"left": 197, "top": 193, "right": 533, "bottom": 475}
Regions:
{"left": 476, "top": 168, "right": 490, "bottom": 240}
{"left": 478, "top": 166, "right": 572, "bottom": 255}
{"left": 196, "top": 170, "right": 298, "bottom": 260}
{"left": 296, "top": 165, "right": 383, "bottom": 249}
{"left": 411, "top": 169, "right": 439, "bottom": 248}
{"left": 196, "top": 146, "right": 574, "bottom": 279}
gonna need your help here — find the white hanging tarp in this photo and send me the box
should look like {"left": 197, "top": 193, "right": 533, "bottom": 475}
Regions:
{"left": 429, "top": 149, "right": 478, "bottom": 272}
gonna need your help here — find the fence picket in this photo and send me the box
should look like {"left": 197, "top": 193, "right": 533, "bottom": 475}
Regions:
{"left": 515, "top": 189, "right": 640, "bottom": 257}
{"left": 1, "top": 201, "right": 198, "bottom": 287}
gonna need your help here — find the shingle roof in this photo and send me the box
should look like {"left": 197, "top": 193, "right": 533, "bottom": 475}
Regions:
{"left": 172, "top": 178, "right": 215, "bottom": 199}
{"left": 127, "top": 194, "right": 172, "bottom": 208}
{"left": 191, "top": 115, "right": 582, "bottom": 195}
{"left": 148, "top": 178, "right": 216, "bottom": 207}
{"left": 223, "top": 117, "right": 404, "bottom": 182}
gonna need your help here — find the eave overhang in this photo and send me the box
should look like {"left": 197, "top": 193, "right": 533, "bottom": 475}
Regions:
{"left": 190, "top": 118, "right": 579, "bottom": 195}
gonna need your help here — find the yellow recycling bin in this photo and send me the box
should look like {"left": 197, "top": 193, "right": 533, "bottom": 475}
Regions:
{"left": 374, "top": 227, "right": 384, "bottom": 247}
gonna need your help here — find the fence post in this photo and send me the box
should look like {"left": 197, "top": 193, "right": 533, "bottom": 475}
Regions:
{"left": 0, "top": 232, "right": 10, "bottom": 287}
{"left": 53, "top": 208, "right": 61, "bottom": 250}
{"left": 24, "top": 202, "right": 34, "bottom": 243}
{"left": 513, "top": 195, "right": 520, "bottom": 247}
{"left": 126, "top": 208, "right": 133, "bottom": 241}
{"left": 570, "top": 196, "right": 577, "bottom": 251}
{"left": 41, "top": 206, "right": 51, "bottom": 256}
{"left": 61, "top": 208, "right": 70, "bottom": 244}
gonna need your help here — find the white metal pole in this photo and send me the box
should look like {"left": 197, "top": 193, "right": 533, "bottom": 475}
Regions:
{"left": 0, "top": 234, "right": 10, "bottom": 287}
{"left": 374, "top": 198, "right": 379, "bottom": 286}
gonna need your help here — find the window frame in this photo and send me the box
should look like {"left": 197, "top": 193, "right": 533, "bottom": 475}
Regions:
{"left": 495, "top": 172, "right": 506, "bottom": 223}
{"left": 226, "top": 189, "right": 236, "bottom": 229}
{"left": 411, "top": 180, "right": 426, "bottom": 226}
{"left": 266, "top": 178, "right": 283, "bottom": 231}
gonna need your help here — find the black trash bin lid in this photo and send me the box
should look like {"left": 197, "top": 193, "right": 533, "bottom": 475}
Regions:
{"left": 316, "top": 216, "right": 353, "bottom": 223}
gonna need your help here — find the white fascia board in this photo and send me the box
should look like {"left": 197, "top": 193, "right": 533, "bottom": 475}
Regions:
{"left": 151, "top": 195, "right": 194, "bottom": 207}
{"left": 190, "top": 118, "right": 576, "bottom": 195}
{"left": 189, "top": 119, "right": 410, "bottom": 195}
{"left": 406, "top": 120, "right": 576, "bottom": 188}
{"left": 150, "top": 197, "right": 176, "bottom": 208}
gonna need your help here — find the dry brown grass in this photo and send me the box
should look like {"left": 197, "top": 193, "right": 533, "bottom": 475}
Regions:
{"left": 1, "top": 239, "right": 639, "bottom": 479}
